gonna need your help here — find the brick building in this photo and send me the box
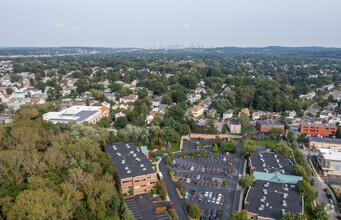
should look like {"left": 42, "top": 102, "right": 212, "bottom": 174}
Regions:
{"left": 256, "top": 120, "right": 284, "bottom": 133}
{"left": 227, "top": 119, "right": 241, "bottom": 134}
{"left": 105, "top": 142, "right": 157, "bottom": 195}
{"left": 300, "top": 121, "right": 337, "bottom": 137}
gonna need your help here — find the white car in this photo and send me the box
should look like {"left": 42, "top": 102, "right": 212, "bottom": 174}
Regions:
{"left": 204, "top": 191, "right": 209, "bottom": 197}
{"left": 238, "top": 174, "right": 242, "bottom": 180}
{"left": 184, "top": 192, "right": 189, "bottom": 199}
{"left": 216, "top": 198, "right": 221, "bottom": 205}
{"left": 212, "top": 197, "right": 216, "bottom": 203}
{"left": 223, "top": 157, "right": 227, "bottom": 161}
{"left": 218, "top": 193, "right": 222, "bottom": 200}
{"left": 186, "top": 178, "right": 190, "bottom": 184}
{"left": 196, "top": 175, "right": 200, "bottom": 180}
{"left": 209, "top": 192, "right": 213, "bottom": 198}
{"left": 190, "top": 166, "right": 194, "bottom": 171}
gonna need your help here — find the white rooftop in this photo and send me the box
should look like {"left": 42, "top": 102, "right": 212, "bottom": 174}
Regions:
{"left": 44, "top": 106, "right": 104, "bottom": 123}
{"left": 319, "top": 148, "right": 341, "bottom": 161}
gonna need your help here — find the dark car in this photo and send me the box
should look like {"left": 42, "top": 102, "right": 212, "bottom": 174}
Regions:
{"left": 206, "top": 209, "right": 211, "bottom": 217}
{"left": 194, "top": 180, "right": 198, "bottom": 184}
{"left": 212, "top": 210, "right": 217, "bottom": 217}
{"left": 191, "top": 188, "right": 196, "bottom": 194}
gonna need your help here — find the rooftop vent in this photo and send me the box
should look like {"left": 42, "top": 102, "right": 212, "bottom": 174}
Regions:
{"left": 133, "top": 153, "right": 137, "bottom": 157}
{"left": 274, "top": 154, "right": 277, "bottom": 159}
{"left": 259, "top": 154, "right": 263, "bottom": 158}
{"left": 126, "top": 144, "right": 130, "bottom": 148}
{"left": 116, "top": 152, "right": 121, "bottom": 156}
{"left": 125, "top": 167, "right": 129, "bottom": 170}
{"left": 282, "top": 201, "right": 287, "bottom": 207}
{"left": 262, "top": 163, "right": 266, "bottom": 167}
{"left": 127, "top": 170, "right": 131, "bottom": 174}
{"left": 122, "top": 160, "right": 125, "bottom": 164}
{"left": 130, "top": 151, "right": 134, "bottom": 154}
{"left": 282, "top": 209, "right": 286, "bottom": 215}
{"left": 113, "top": 146, "right": 117, "bottom": 150}
{"left": 263, "top": 189, "right": 267, "bottom": 195}
{"left": 143, "top": 168, "right": 147, "bottom": 171}
{"left": 276, "top": 159, "right": 280, "bottom": 163}
{"left": 264, "top": 182, "right": 269, "bottom": 188}
{"left": 140, "top": 164, "right": 144, "bottom": 167}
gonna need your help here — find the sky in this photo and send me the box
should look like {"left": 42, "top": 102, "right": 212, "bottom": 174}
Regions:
{"left": 0, "top": 0, "right": 341, "bottom": 48}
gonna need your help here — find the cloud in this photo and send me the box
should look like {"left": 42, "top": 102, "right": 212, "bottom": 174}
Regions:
{"left": 184, "top": 24, "right": 191, "bottom": 29}
{"left": 72, "top": 26, "right": 80, "bottom": 31}
{"left": 89, "top": 28, "right": 101, "bottom": 32}
{"left": 54, "top": 24, "right": 65, "bottom": 28}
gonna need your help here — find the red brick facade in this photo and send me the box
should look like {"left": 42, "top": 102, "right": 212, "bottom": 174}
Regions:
{"left": 256, "top": 122, "right": 284, "bottom": 133}
{"left": 300, "top": 124, "right": 337, "bottom": 137}
{"left": 120, "top": 173, "right": 157, "bottom": 195}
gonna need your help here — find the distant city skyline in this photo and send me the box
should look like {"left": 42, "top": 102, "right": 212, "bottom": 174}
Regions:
{"left": 1, "top": 0, "right": 341, "bottom": 48}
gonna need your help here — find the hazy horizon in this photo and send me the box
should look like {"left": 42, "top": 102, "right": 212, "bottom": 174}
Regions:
{"left": 1, "top": 0, "right": 341, "bottom": 48}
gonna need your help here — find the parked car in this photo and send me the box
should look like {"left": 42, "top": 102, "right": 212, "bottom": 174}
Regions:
{"left": 184, "top": 192, "right": 189, "bottom": 199}
{"left": 218, "top": 193, "right": 222, "bottom": 200}
{"left": 190, "top": 166, "right": 195, "bottom": 171}
{"left": 202, "top": 168, "right": 205, "bottom": 172}
{"left": 198, "top": 194, "right": 203, "bottom": 201}
{"left": 209, "top": 192, "right": 213, "bottom": 197}
{"left": 197, "top": 175, "right": 201, "bottom": 179}
{"left": 212, "top": 210, "right": 217, "bottom": 217}
{"left": 206, "top": 209, "right": 211, "bottom": 217}
{"left": 207, "top": 197, "right": 211, "bottom": 203}
{"left": 186, "top": 178, "right": 190, "bottom": 184}
{"left": 204, "top": 191, "right": 209, "bottom": 197}
{"left": 212, "top": 197, "right": 216, "bottom": 203}
{"left": 223, "top": 157, "right": 227, "bottom": 161}
{"left": 191, "top": 188, "right": 196, "bottom": 194}
{"left": 216, "top": 198, "right": 220, "bottom": 205}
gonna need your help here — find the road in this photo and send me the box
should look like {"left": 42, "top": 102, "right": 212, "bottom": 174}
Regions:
{"left": 303, "top": 102, "right": 320, "bottom": 119}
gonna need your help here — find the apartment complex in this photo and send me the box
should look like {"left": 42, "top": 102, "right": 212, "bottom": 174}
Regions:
{"left": 318, "top": 148, "right": 341, "bottom": 176}
{"left": 43, "top": 105, "right": 109, "bottom": 124}
{"left": 256, "top": 120, "right": 285, "bottom": 133}
{"left": 249, "top": 152, "right": 294, "bottom": 175}
{"left": 105, "top": 142, "right": 157, "bottom": 195}
{"left": 300, "top": 121, "right": 337, "bottom": 137}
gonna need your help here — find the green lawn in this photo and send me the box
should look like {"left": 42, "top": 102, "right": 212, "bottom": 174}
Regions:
{"left": 154, "top": 143, "right": 180, "bottom": 154}
{"left": 253, "top": 139, "right": 280, "bottom": 146}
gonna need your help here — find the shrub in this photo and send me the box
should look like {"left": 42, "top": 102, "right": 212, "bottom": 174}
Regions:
{"left": 155, "top": 206, "right": 167, "bottom": 213}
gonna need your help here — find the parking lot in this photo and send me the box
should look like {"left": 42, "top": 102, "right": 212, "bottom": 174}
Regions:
{"left": 125, "top": 194, "right": 171, "bottom": 220}
{"left": 172, "top": 139, "right": 245, "bottom": 220}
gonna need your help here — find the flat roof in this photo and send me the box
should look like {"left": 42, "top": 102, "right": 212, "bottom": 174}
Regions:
{"left": 300, "top": 121, "right": 336, "bottom": 128}
{"left": 43, "top": 106, "right": 104, "bottom": 123}
{"left": 250, "top": 152, "right": 294, "bottom": 175}
{"left": 319, "top": 148, "right": 341, "bottom": 161}
{"left": 257, "top": 120, "right": 284, "bottom": 126}
{"left": 246, "top": 180, "right": 303, "bottom": 220}
{"left": 105, "top": 142, "right": 156, "bottom": 179}
{"left": 229, "top": 119, "right": 240, "bottom": 125}
{"left": 308, "top": 137, "right": 341, "bottom": 145}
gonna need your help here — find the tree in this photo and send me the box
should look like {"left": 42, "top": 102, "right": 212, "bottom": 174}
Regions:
{"left": 121, "top": 206, "right": 134, "bottom": 220}
{"left": 199, "top": 148, "right": 207, "bottom": 156}
{"left": 293, "top": 163, "right": 308, "bottom": 180}
{"left": 5, "top": 87, "right": 13, "bottom": 95}
{"left": 165, "top": 105, "right": 185, "bottom": 122}
{"left": 297, "top": 180, "right": 316, "bottom": 203}
{"left": 271, "top": 142, "right": 291, "bottom": 158}
{"left": 241, "top": 139, "right": 256, "bottom": 158}
{"left": 212, "top": 144, "right": 219, "bottom": 153}
{"left": 238, "top": 174, "right": 255, "bottom": 188}
{"left": 239, "top": 113, "right": 255, "bottom": 135}
{"left": 137, "top": 88, "right": 148, "bottom": 99}
{"left": 177, "top": 181, "right": 183, "bottom": 191}
{"left": 185, "top": 202, "right": 201, "bottom": 219}
{"left": 312, "top": 204, "right": 329, "bottom": 220}
{"left": 227, "top": 139, "right": 236, "bottom": 152}
{"left": 230, "top": 209, "right": 248, "bottom": 220}
{"left": 156, "top": 180, "right": 168, "bottom": 200}
{"left": 149, "top": 126, "right": 165, "bottom": 150}
{"left": 172, "top": 90, "right": 187, "bottom": 103}
{"left": 280, "top": 212, "right": 307, "bottom": 220}
{"left": 9, "top": 73, "right": 22, "bottom": 82}
{"left": 115, "top": 117, "right": 128, "bottom": 129}
{"left": 269, "top": 128, "right": 284, "bottom": 139}
{"left": 288, "top": 131, "right": 295, "bottom": 144}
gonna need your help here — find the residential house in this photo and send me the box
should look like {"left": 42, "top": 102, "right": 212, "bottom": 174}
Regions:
{"left": 159, "top": 104, "right": 168, "bottom": 114}
{"left": 227, "top": 119, "right": 241, "bottom": 134}
{"left": 196, "top": 117, "right": 207, "bottom": 126}
{"left": 150, "top": 96, "right": 162, "bottom": 107}
{"left": 104, "top": 92, "right": 116, "bottom": 101}
{"left": 61, "top": 98, "right": 74, "bottom": 107}
{"left": 186, "top": 93, "right": 201, "bottom": 103}
{"left": 145, "top": 114, "right": 154, "bottom": 124}
{"left": 192, "top": 105, "right": 204, "bottom": 118}
{"left": 223, "top": 109, "right": 233, "bottom": 120}
{"left": 252, "top": 111, "right": 265, "bottom": 121}
{"left": 115, "top": 112, "right": 126, "bottom": 120}
{"left": 207, "top": 109, "right": 217, "bottom": 118}
{"left": 239, "top": 108, "right": 250, "bottom": 116}
{"left": 31, "top": 97, "right": 46, "bottom": 104}
{"left": 119, "top": 94, "right": 138, "bottom": 104}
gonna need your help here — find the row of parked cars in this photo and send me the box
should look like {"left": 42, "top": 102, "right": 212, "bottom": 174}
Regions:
{"left": 200, "top": 209, "right": 220, "bottom": 220}
{"left": 202, "top": 165, "right": 231, "bottom": 176}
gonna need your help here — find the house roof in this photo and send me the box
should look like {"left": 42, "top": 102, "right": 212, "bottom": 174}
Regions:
{"left": 308, "top": 137, "right": 341, "bottom": 145}
{"left": 253, "top": 171, "right": 303, "bottom": 184}
{"left": 224, "top": 109, "right": 233, "bottom": 114}
{"left": 140, "top": 146, "right": 148, "bottom": 153}
{"left": 229, "top": 119, "right": 240, "bottom": 125}
{"left": 257, "top": 120, "right": 284, "bottom": 126}
{"left": 245, "top": 180, "right": 303, "bottom": 220}
{"left": 105, "top": 142, "right": 156, "bottom": 179}
{"left": 250, "top": 152, "right": 294, "bottom": 175}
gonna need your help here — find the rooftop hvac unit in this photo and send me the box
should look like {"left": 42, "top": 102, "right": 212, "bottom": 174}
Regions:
{"left": 130, "top": 151, "right": 134, "bottom": 154}
{"left": 259, "top": 154, "right": 263, "bottom": 157}
{"left": 262, "top": 163, "right": 266, "bottom": 167}
{"left": 127, "top": 170, "right": 131, "bottom": 174}
{"left": 133, "top": 154, "right": 137, "bottom": 157}
{"left": 140, "top": 164, "right": 144, "bottom": 167}
{"left": 113, "top": 146, "right": 117, "bottom": 150}
{"left": 125, "top": 167, "right": 129, "bottom": 170}
{"left": 276, "top": 159, "right": 279, "bottom": 163}
{"left": 274, "top": 154, "right": 277, "bottom": 158}
{"left": 281, "top": 209, "right": 286, "bottom": 215}
{"left": 143, "top": 168, "right": 147, "bottom": 171}
{"left": 116, "top": 152, "right": 121, "bottom": 156}
{"left": 260, "top": 198, "right": 265, "bottom": 202}
{"left": 279, "top": 164, "right": 283, "bottom": 168}
{"left": 122, "top": 160, "right": 125, "bottom": 164}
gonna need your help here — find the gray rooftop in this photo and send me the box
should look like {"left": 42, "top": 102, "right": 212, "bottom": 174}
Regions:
{"left": 257, "top": 120, "right": 284, "bottom": 126}
{"left": 245, "top": 180, "right": 303, "bottom": 220}
{"left": 250, "top": 152, "right": 294, "bottom": 175}
{"left": 105, "top": 142, "right": 156, "bottom": 179}
{"left": 229, "top": 119, "right": 240, "bottom": 125}
{"left": 308, "top": 137, "right": 341, "bottom": 145}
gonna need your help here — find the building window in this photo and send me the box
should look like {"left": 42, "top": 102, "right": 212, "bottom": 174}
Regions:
{"left": 141, "top": 179, "right": 146, "bottom": 182}
{"left": 150, "top": 182, "right": 155, "bottom": 184}
{"left": 135, "top": 180, "right": 140, "bottom": 183}
{"left": 141, "top": 185, "right": 146, "bottom": 187}
{"left": 135, "top": 186, "right": 140, "bottom": 189}
{"left": 123, "top": 180, "right": 132, "bottom": 184}
{"left": 123, "top": 186, "right": 132, "bottom": 189}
